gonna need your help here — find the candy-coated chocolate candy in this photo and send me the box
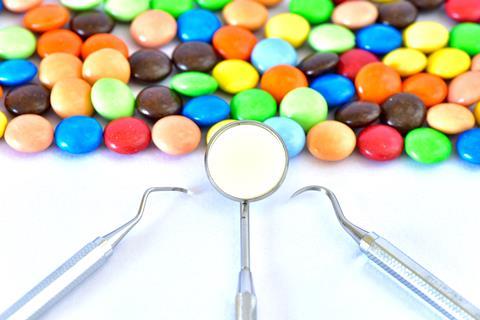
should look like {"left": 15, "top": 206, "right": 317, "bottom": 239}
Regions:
{"left": 91, "top": 78, "right": 135, "bottom": 120}
{"left": 308, "top": 24, "right": 355, "bottom": 54}
{"left": 264, "top": 116, "right": 305, "bottom": 158}
{"left": 5, "top": 84, "right": 50, "bottom": 116}
{"left": 280, "top": 87, "right": 328, "bottom": 131}
{"left": 289, "top": 0, "right": 334, "bottom": 24}
{"left": 71, "top": 11, "right": 115, "bottom": 39}
{"left": 457, "top": 129, "right": 480, "bottom": 164}
{"left": 356, "top": 24, "right": 402, "bottom": 55}
{"left": 177, "top": 9, "right": 222, "bottom": 43}
{"left": 39, "top": 53, "right": 83, "bottom": 89}
{"left": 4, "top": 115, "right": 53, "bottom": 153}
{"left": 448, "top": 71, "right": 480, "bottom": 106}
{"left": 37, "top": 29, "right": 83, "bottom": 58}
{"left": 3, "top": 0, "right": 42, "bottom": 12}
{"left": 223, "top": 0, "right": 268, "bottom": 31}
{"left": 355, "top": 62, "right": 402, "bottom": 104}
{"left": 265, "top": 13, "right": 310, "bottom": 47}
{"left": 337, "top": 49, "right": 379, "bottom": 80}
{"left": 136, "top": 85, "right": 182, "bottom": 120}
{"left": 104, "top": 0, "right": 150, "bottom": 22}
{"left": 449, "top": 23, "right": 480, "bottom": 56}
{"left": 81, "top": 33, "right": 128, "bottom": 59}
{"left": 206, "top": 119, "right": 236, "bottom": 143}
{"left": 231, "top": 89, "right": 277, "bottom": 121}
{"left": 473, "top": 54, "right": 480, "bottom": 71}
{"left": 260, "top": 65, "right": 308, "bottom": 102}
{"left": 383, "top": 48, "right": 427, "bottom": 77}
{"left": 0, "top": 60, "right": 37, "bottom": 86}
{"left": 475, "top": 103, "right": 480, "bottom": 124}
{"left": 335, "top": 101, "right": 381, "bottom": 128}
{"left": 82, "top": 48, "right": 131, "bottom": 84}
{"left": 405, "top": 128, "right": 451, "bottom": 164}
{"left": 197, "top": 0, "right": 231, "bottom": 10}
{"left": 252, "top": 0, "right": 282, "bottom": 6}
{"left": 357, "top": 124, "right": 403, "bottom": 161}
{"left": 151, "top": 0, "right": 195, "bottom": 18}
{"left": 378, "top": 1, "right": 417, "bottom": 29}
{"left": 445, "top": 0, "right": 480, "bottom": 22}
{"left": 172, "top": 42, "right": 218, "bottom": 72}
{"left": 54, "top": 116, "right": 103, "bottom": 154}
{"left": 212, "top": 60, "right": 259, "bottom": 94}
{"left": 307, "top": 120, "right": 356, "bottom": 161}
{"left": 0, "top": 111, "right": 7, "bottom": 138}
{"left": 182, "top": 95, "right": 230, "bottom": 126}
{"left": 60, "top": 0, "right": 102, "bottom": 11}
{"left": 427, "top": 48, "right": 471, "bottom": 79}
{"left": 332, "top": 1, "right": 378, "bottom": 30}
{"left": 251, "top": 38, "right": 297, "bottom": 73}
{"left": 0, "top": 27, "right": 36, "bottom": 59}
{"left": 23, "top": 4, "right": 70, "bottom": 33}
{"left": 298, "top": 53, "right": 339, "bottom": 78}
{"left": 408, "top": 0, "right": 443, "bottom": 9}
{"left": 152, "top": 115, "right": 201, "bottom": 155}
{"left": 129, "top": 49, "right": 172, "bottom": 82}
{"left": 213, "top": 26, "right": 257, "bottom": 61}
{"left": 130, "top": 10, "right": 177, "bottom": 48}
{"left": 51, "top": 78, "right": 94, "bottom": 118}
{"left": 171, "top": 72, "right": 218, "bottom": 96}
{"left": 310, "top": 74, "right": 354, "bottom": 108}
{"left": 104, "top": 117, "right": 151, "bottom": 154}
{"left": 404, "top": 21, "right": 449, "bottom": 53}
{"left": 426, "top": 103, "right": 475, "bottom": 135}
{"left": 403, "top": 73, "right": 447, "bottom": 107}
{"left": 381, "top": 93, "right": 426, "bottom": 134}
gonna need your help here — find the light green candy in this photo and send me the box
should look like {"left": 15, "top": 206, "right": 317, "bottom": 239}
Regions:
{"left": 60, "top": 0, "right": 102, "bottom": 10}
{"left": 405, "top": 128, "right": 452, "bottom": 164}
{"left": 308, "top": 24, "right": 355, "bottom": 54}
{"left": 151, "top": 0, "right": 195, "bottom": 18}
{"left": 196, "top": 0, "right": 232, "bottom": 10}
{"left": 280, "top": 87, "right": 328, "bottom": 131}
{"left": 91, "top": 78, "right": 135, "bottom": 120}
{"left": 104, "top": 0, "right": 150, "bottom": 22}
{"left": 0, "top": 27, "right": 36, "bottom": 60}
{"left": 171, "top": 72, "right": 218, "bottom": 97}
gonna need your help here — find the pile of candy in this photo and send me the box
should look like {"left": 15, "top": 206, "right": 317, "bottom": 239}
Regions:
{"left": 0, "top": 0, "right": 480, "bottom": 164}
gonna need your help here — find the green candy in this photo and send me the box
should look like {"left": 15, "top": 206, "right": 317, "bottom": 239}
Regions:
{"left": 91, "top": 78, "right": 135, "bottom": 120}
{"left": 196, "top": 0, "right": 232, "bottom": 10}
{"left": 171, "top": 72, "right": 218, "bottom": 97}
{"left": 308, "top": 24, "right": 355, "bottom": 53}
{"left": 280, "top": 87, "right": 328, "bottom": 131}
{"left": 290, "top": 0, "right": 334, "bottom": 24}
{"left": 405, "top": 128, "right": 452, "bottom": 164}
{"left": 104, "top": 0, "right": 149, "bottom": 21}
{"left": 449, "top": 23, "right": 480, "bottom": 56}
{"left": 0, "top": 27, "right": 36, "bottom": 60}
{"left": 231, "top": 89, "right": 277, "bottom": 122}
{"left": 60, "top": 0, "right": 102, "bottom": 10}
{"left": 151, "top": 0, "right": 195, "bottom": 17}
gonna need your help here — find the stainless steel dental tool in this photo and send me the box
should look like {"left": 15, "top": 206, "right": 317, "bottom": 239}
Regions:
{"left": 1, "top": 187, "right": 188, "bottom": 320}
{"left": 205, "top": 121, "right": 289, "bottom": 320}
{"left": 292, "top": 185, "right": 480, "bottom": 320}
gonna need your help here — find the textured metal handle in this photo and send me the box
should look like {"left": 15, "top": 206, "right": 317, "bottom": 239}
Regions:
{"left": 360, "top": 232, "right": 480, "bottom": 320}
{"left": 236, "top": 292, "right": 257, "bottom": 320}
{"left": 0, "top": 237, "right": 113, "bottom": 320}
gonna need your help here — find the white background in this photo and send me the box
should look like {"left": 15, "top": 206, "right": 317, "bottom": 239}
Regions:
{"left": 1, "top": 1, "right": 479, "bottom": 320}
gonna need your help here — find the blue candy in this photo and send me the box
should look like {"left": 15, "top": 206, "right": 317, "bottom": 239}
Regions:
{"left": 456, "top": 128, "right": 480, "bottom": 165}
{"left": 264, "top": 116, "right": 305, "bottom": 158}
{"left": 177, "top": 9, "right": 221, "bottom": 43}
{"left": 356, "top": 24, "right": 402, "bottom": 55}
{"left": 251, "top": 38, "right": 297, "bottom": 73}
{"left": 182, "top": 95, "right": 230, "bottom": 126}
{"left": 310, "top": 74, "right": 355, "bottom": 108}
{"left": 0, "top": 59, "right": 37, "bottom": 86}
{"left": 55, "top": 116, "right": 103, "bottom": 154}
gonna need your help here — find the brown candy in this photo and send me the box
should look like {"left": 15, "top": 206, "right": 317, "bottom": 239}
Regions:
{"left": 407, "top": 0, "right": 444, "bottom": 10}
{"left": 335, "top": 101, "right": 381, "bottom": 128}
{"left": 172, "top": 42, "right": 218, "bottom": 72}
{"left": 298, "top": 53, "right": 339, "bottom": 78}
{"left": 379, "top": 1, "right": 418, "bottom": 29}
{"left": 70, "top": 11, "right": 115, "bottom": 39}
{"left": 136, "top": 85, "right": 183, "bottom": 120}
{"left": 129, "top": 49, "right": 172, "bottom": 82}
{"left": 381, "top": 93, "right": 426, "bottom": 134}
{"left": 5, "top": 84, "right": 51, "bottom": 116}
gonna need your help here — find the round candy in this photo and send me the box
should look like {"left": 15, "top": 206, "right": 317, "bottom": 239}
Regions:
{"left": 206, "top": 119, "right": 236, "bottom": 143}
{"left": 0, "top": 111, "right": 7, "bottom": 138}
{"left": 136, "top": 85, "right": 183, "bottom": 120}
{"left": 426, "top": 103, "right": 475, "bottom": 135}
{"left": 39, "top": 53, "right": 83, "bottom": 89}
{"left": 81, "top": 33, "right": 128, "bottom": 59}
{"left": 37, "top": 30, "right": 83, "bottom": 58}
{"left": 383, "top": 48, "right": 427, "bottom": 77}
{"left": 260, "top": 65, "right": 308, "bottom": 102}
{"left": 355, "top": 62, "right": 402, "bottom": 104}
{"left": 171, "top": 72, "right": 218, "bottom": 97}
{"left": 252, "top": 0, "right": 282, "bottom": 6}
{"left": 82, "top": 48, "right": 131, "bottom": 84}
{"left": 223, "top": 0, "right": 268, "bottom": 31}
{"left": 449, "top": 23, "right": 480, "bottom": 56}
{"left": 60, "top": 0, "right": 103, "bottom": 11}
{"left": 172, "top": 42, "right": 218, "bottom": 72}
{"left": 129, "top": 49, "right": 172, "bottom": 82}
{"left": 91, "top": 78, "right": 135, "bottom": 120}
{"left": 265, "top": 13, "right": 310, "bottom": 47}
{"left": 408, "top": 0, "right": 443, "bottom": 9}
{"left": 70, "top": 11, "right": 115, "bottom": 39}
{"left": 212, "top": 26, "right": 257, "bottom": 61}
{"left": 307, "top": 120, "right": 356, "bottom": 161}
{"left": 197, "top": 0, "right": 232, "bottom": 10}
{"left": 152, "top": 115, "right": 201, "bottom": 155}
{"left": 308, "top": 24, "right": 355, "bottom": 54}
{"left": 0, "top": 27, "right": 36, "bottom": 59}
{"left": 332, "top": 1, "right": 378, "bottom": 30}
{"left": 212, "top": 60, "right": 259, "bottom": 94}
{"left": 445, "top": 0, "right": 480, "bottom": 22}
{"left": 54, "top": 116, "right": 103, "bottom": 154}
{"left": 177, "top": 9, "right": 222, "bottom": 43}
{"left": 151, "top": 0, "right": 195, "bottom": 18}
{"left": 337, "top": 49, "right": 379, "bottom": 80}
{"left": 448, "top": 71, "right": 480, "bottom": 106}
{"left": 310, "top": 74, "right": 355, "bottom": 108}
{"left": 427, "top": 48, "right": 471, "bottom": 79}
{"left": 0, "top": 60, "right": 37, "bottom": 86}
{"left": 4, "top": 115, "right": 53, "bottom": 153}
{"left": 130, "top": 10, "right": 177, "bottom": 48}
{"left": 104, "top": 117, "right": 151, "bottom": 154}
{"left": 5, "top": 84, "right": 50, "bottom": 116}
{"left": 403, "top": 73, "right": 448, "bottom": 107}
{"left": 298, "top": 53, "right": 339, "bottom": 78}
{"left": 473, "top": 54, "right": 480, "bottom": 71}
{"left": 335, "top": 101, "right": 381, "bottom": 128}
{"left": 251, "top": 38, "right": 297, "bottom": 73}
{"left": 231, "top": 89, "right": 277, "bottom": 121}
{"left": 475, "top": 103, "right": 480, "bottom": 124}
{"left": 381, "top": 93, "right": 426, "bottom": 134}
{"left": 378, "top": 1, "right": 418, "bottom": 29}
{"left": 23, "top": 4, "right": 70, "bottom": 33}
{"left": 264, "top": 116, "right": 306, "bottom": 158}
{"left": 357, "top": 125, "right": 404, "bottom": 161}
{"left": 356, "top": 24, "right": 402, "bottom": 55}
{"left": 404, "top": 21, "right": 449, "bottom": 53}
{"left": 182, "top": 95, "right": 230, "bottom": 126}
{"left": 289, "top": 0, "right": 334, "bottom": 24}
{"left": 405, "top": 128, "right": 451, "bottom": 164}
{"left": 51, "top": 78, "right": 94, "bottom": 118}
{"left": 104, "top": 0, "right": 150, "bottom": 22}
{"left": 3, "top": 0, "right": 42, "bottom": 12}
{"left": 280, "top": 87, "right": 328, "bottom": 131}
{"left": 456, "top": 129, "right": 480, "bottom": 164}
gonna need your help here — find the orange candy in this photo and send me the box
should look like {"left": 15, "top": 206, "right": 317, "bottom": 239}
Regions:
{"left": 251, "top": 0, "right": 282, "bottom": 6}
{"left": 403, "top": 73, "right": 448, "bottom": 107}
{"left": 23, "top": 4, "right": 70, "bottom": 33}
{"left": 39, "top": 53, "right": 83, "bottom": 89}
{"left": 3, "top": 0, "right": 42, "bottom": 12}
{"left": 260, "top": 65, "right": 308, "bottom": 102}
{"left": 37, "top": 29, "right": 83, "bottom": 58}
{"left": 152, "top": 115, "right": 201, "bottom": 156}
{"left": 51, "top": 78, "right": 94, "bottom": 118}
{"left": 223, "top": 0, "right": 269, "bottom": 31}
{"left": 307, "top": 120, "right": 356, "bottom": 161}
{"left": 213, "top": 26, "right": 257, "bottom": 60}
{"left": 82, "top": 48, "right": 131, "bottom": 84}
{"left": 81, "top": 33, "right": 129, "bottom": 60}
{"left": 130, "top": 10, "right": 177, "bottom": 48}
{"left": 355, "top": 62, "right": 402, "bottom": 104}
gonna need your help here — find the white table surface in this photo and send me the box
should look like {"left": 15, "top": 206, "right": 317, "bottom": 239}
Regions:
{"left": 0, "top": 2, "right": 479, "bottom": 320}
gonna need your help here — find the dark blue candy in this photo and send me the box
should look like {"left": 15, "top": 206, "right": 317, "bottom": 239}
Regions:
{"left": 0, "top": 60, "right": 37, "bottom": 86}
{"left": 182, "top": 95, "right": 230, "bottom": 126}
{"left": 456, "top": 128, "right": 480, "bottom": 165}
{"left": 177, "top": 9, "right": 221, "bottom": 43}
{"left": 356, "top": 24, "right": 402, "bottom": 55}
{"left": 55, "top": 116, "right": 103, "bottom": 154}
{"left": 310, "top": 74, "right": 355, "bottom": 108}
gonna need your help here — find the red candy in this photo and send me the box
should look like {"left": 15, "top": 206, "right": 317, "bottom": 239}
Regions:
{"left": 357, "top": 124, "right": 404, "bottom": 161}
{"left": 445, "top": 0, "right": 480, "bottom": 22}
{"left": 337, "top": 49, "right": 379, "bottom": 80}
{"left": 104, "top": 117, "right": 151, "bottom": 154}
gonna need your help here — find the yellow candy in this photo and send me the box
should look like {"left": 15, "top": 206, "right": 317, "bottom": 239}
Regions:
{"left": 265, "top": 13, "right": 310, "bottom": 48}
{"left": 206, "top": 119, "right": 237, "bottom": 143}
{"left": 383, "top": 48, "right": 427, "bottom": 77}
{"left": 212, "top": 59, "right": 259, "bottom": 94}
{"left": 474, "top": 103, "right": 480, "bottom": 125}
{"left": 0, "top": 111, "right": 7, "bottom": 138}
{"left": 427, "top": 48, "right": 471, "bottom": 79}
{"left": 404, "top": 21, "right": 449, "bottom": 53}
